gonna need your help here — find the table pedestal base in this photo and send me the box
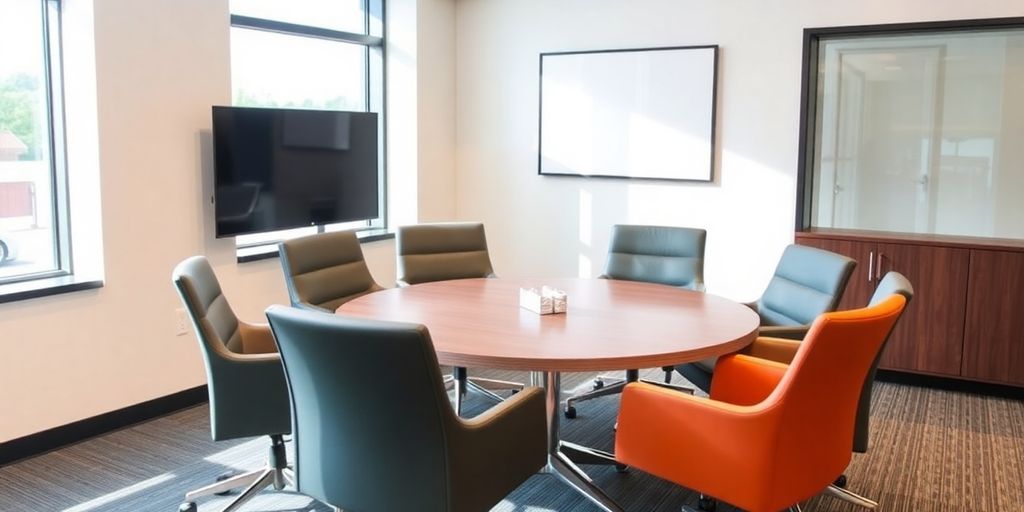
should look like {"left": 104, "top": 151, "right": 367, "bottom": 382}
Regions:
{"left": 532, "top": 371, "right": 625, "bottom": 512}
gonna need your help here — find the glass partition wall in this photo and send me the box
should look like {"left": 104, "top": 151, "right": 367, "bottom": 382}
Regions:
{"left": 799, "top": 19, "right": 1024, "bottom": 240}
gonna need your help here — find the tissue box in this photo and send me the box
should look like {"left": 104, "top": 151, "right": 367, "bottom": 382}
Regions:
{"left": 520, "top": 287, "right": 554, "bottom": 314}
{"left": 542, "top": 286, "right": 567, "bottom": 314}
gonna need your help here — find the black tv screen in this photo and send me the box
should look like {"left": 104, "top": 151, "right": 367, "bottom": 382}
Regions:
{"left": 212, "top": 106, "right": 379, "bottom": 238}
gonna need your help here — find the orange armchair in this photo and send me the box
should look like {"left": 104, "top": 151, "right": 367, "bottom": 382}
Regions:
{"left": 615, "top": 295, "right": 907, "bottom": 512}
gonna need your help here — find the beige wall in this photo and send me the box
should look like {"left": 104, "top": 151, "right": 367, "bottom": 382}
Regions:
{"left": 0, "top": 0, "right": 456, "bottom": 442}
{"left": 453, "top": 0, "right": 1024, "bottom": 300}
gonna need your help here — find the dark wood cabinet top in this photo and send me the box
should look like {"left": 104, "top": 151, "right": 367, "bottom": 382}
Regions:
{"left": 797, "top": 228, "right": 1024, "bottom": 253}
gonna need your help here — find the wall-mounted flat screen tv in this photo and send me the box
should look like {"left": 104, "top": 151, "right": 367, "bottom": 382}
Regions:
{"left": 212, "top": 106, "right": 379, "bottom": 238}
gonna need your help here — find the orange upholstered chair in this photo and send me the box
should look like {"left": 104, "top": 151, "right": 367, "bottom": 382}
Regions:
{"left": 615, "top": 295, "right": 907, "bottom": 512}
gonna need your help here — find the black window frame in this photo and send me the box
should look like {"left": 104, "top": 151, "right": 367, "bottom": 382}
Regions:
{"left": 795, "top": 16, "right": 1024, "bottom": 232}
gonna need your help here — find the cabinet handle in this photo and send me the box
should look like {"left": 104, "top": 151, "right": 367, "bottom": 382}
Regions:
{"left": 876, "top": 252, "right": 883, "bottom": 280}
{"left": 868, "top": 251, "right": 874, "bottom": 283}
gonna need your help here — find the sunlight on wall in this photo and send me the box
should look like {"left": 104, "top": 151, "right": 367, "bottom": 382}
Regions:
{"left": 577, "top": 188, "right": 593, "bottom": 277}
{"left": 619, "top": 150, "right": 792, "bottom": 300}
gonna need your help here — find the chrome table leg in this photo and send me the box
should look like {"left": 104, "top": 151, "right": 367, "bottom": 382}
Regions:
{"left": 532, "top": 371, "right": 625, "bottom": 512}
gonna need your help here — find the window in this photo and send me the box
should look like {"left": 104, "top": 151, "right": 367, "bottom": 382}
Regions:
{"left": 228, "top": 0, "right": 385, "bottom": 253}
{"left": 0, "top": 0, "right": 70, "bottom": 285}
{"left": 798, "top": 18, "right": 1024, "bottom": 240}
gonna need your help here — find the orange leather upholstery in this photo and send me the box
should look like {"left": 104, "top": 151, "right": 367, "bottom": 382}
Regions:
{"left": 615, "top": 295, "right": 907, "bottom": 512}
{"left": 740, "top": 336, "right": 801, "bottom": 365}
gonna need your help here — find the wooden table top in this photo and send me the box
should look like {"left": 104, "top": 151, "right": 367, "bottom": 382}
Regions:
{"left": 337, "top": 278, "right": 760, "bottom": 372}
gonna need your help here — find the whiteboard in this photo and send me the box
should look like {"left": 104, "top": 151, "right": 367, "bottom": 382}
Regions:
{"left": 539, "top": 46, "right": 718, "bottom": 181}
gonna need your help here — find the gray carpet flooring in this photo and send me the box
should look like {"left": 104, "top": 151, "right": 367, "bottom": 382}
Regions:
{"left": 1, "top": 369, "right": 1022, "bottom": 511}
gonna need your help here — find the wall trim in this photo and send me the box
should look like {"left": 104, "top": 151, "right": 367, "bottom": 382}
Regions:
{"left": 0, "top": 385, "right": 208, "bottom": 467}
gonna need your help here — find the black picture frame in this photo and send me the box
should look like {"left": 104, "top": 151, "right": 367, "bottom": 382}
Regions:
{"left": 538, "top": 45, "right": 719, "bottom": 183}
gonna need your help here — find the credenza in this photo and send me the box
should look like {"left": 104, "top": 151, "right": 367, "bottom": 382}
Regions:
{"left": 796, "top": 229, "right": 1024, "bottom": 387}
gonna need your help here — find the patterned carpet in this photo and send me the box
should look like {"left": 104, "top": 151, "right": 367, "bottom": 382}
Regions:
{"left": 0, "top": 369, "right": 1021, "bottom": 512}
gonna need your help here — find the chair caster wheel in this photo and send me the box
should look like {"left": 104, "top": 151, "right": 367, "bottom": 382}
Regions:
{"left": 178, "top": 502, "right": 197, "bottom": 512}
{"left": 564, "top": 406, "right": 577, "bottom": 419}
{"left": 698, "top": 496, "right": 717, "bottom": 511}
{"left": 615, "top": 464, "right": 629, "bottom": 473}
{"left": 834, "top": 474, "right": 847, "bottom": 488}
{"left": 214, "top": 472, "right": 235, "bottom": 495}
{"left": 592, "top": 380, "right": 605, "bottom": 390}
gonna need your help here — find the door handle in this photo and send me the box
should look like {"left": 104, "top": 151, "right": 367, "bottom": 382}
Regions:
{"left": 876, "top": 252, "right": 883, "bottom": 280}
{"left": 867, "top": 251, "right": 874, "bottom": 283}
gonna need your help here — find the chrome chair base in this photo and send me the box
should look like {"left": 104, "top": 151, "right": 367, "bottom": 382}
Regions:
{"left": 565, "top": 370, "right": 693, "bottom": 417}
{"left": 444, "top": 370, "right": 525, "bottom": 416}
{"left": 825, "top": 483, "right": 879, "bottom": 509}
{"left": 181, "top": 435, "right": 294, "bottom": 512}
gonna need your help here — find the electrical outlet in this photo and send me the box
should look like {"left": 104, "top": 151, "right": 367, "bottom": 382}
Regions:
{"left": 175, "top": 308, "right": 189, "bottom": 336}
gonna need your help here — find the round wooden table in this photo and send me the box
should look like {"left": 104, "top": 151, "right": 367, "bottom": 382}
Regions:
{"left": 337, "top": 277, "right": 759, "bottom": 511}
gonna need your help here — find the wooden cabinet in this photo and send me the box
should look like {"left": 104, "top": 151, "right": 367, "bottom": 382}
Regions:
{"left": 962, "top": 250, "right": 1024, "bottom": 386}
{"left": 797, "top": 230, "right": 1022, "bottom": 385}
{"left": 874, "top": 243, "right": 968, "bottom": 376}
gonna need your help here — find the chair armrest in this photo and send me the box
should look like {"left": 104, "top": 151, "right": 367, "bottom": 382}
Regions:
{"left": 615, "top": 383, "right": 776, "bottom": 500}
{"left": 757, "top": 324, "right": 810, "bottom": 340}
{"left": 238, "top": 320, "right": 278, "bottom": 354}
{"left": 709, "top": 354, "right": 787, "bottom": 405}
{"left": 740, "top": 336, "right": 801, "bottom": 364}
{"left": 447, "top": 386, "right": 547, "bottom": 510}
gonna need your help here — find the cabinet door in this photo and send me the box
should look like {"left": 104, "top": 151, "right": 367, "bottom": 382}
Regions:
{"left": 795, "top": 237, "right": 875, "bottom": 311}
{"left": 876, "top": 243, "right": 969, "bottom": 376}
{"left": 961, "top": 250, "right": 1024, "bottom": 385}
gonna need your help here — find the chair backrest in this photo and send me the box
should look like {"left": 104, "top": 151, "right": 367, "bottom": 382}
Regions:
{"left": 396, "top": 222, "right": 495, "bottom": 286}
{"left": 172, "top": 256, "right": 290, "bottom": 441}
{"left": 853, "top": 271, "right": 914, "bottom": 453}
{"left": 602, "top": 224, "right": 706, "bottom": 290}
{"left": 279, "top": 230, "right": 383, "bottom": 312}
{"left": 763, "top": 294, "right": 906, "bottom": 507}
{"left": 266, "top": 306, "right": 457, "bottom": 511}
{"left": 756, "top": 244, "right": 856, "bottom": 327}
{"left": 173, "top": 255, "right": 244, "bottom": 356}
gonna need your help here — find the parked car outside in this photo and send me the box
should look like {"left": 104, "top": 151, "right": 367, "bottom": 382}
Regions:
{"left": 0, "top": 232, "right": 17, "bottom": 264}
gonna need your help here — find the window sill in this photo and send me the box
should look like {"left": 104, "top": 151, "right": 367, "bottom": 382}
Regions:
{"left": 237, "top": 228, "right": 395, "bottom": 264}
{"left": 0, "top": 274, "right": 104, "bottom": 305}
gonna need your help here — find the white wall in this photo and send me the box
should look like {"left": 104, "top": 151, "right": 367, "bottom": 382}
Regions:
{"left": 453, "top": 0, "right": 1024, "bottom": 300}
{"left": 0, "top": 0, "right": 455, "bottom": 443}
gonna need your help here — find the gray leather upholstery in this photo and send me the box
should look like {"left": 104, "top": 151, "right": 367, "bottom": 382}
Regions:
{"left": 396, "top": 222, "right": 495, "bottom": 286}
{"left": 279, "top": 230, "right": 384, "bottom": 312}
{"left": 266, "top": 306, "right": 547, "bottom": 512}
{"left": 172, "top": 256, "right": 290, "bottom": 442}
{"left": 756, "top": 244, "right": 856, "bottom": 328}
{"left": 676, "top": 244, "right": 856, "bottom": 392}
{"left": 601, "top": 224, "right": 706, "bottom": 290}
{"left": 856, "top": 271, "right": 913, "bottom": 453}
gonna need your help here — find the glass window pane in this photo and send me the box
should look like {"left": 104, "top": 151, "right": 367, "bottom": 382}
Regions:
{"left": 0, "top": 1, "right": 59, "bottom": 279}
{"left": 236, "top": 226, "right": 317, "bottom": 247}
{"left": 230, "top": 0, "right": 367, "bottom": 35}
{"left": 231, "top": 27, "right": 367, "bottom": 111}
{"left": 811, "top": 29, "right": 1024, "bottom": 239}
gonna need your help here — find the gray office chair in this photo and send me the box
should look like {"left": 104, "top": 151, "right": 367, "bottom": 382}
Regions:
{"left": 564, "top": 224, "right": 706, "bottom": 419}
{"left": 396, "top": 222, "right": 496, "bottom": 286}
{"left": 676, "top": 243, "right": 856, "bottom": 392}
{"left": 396, "top": 222, "right": 523, "bottom": 415}
{"left": 265, "top": 306, "right": 547, "bottom": 512}
{"left": 279, "top": 230, "right": 384, "bottom": 312}
{"left": 172, "top": 256, "right": 293, "bottom": 512}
